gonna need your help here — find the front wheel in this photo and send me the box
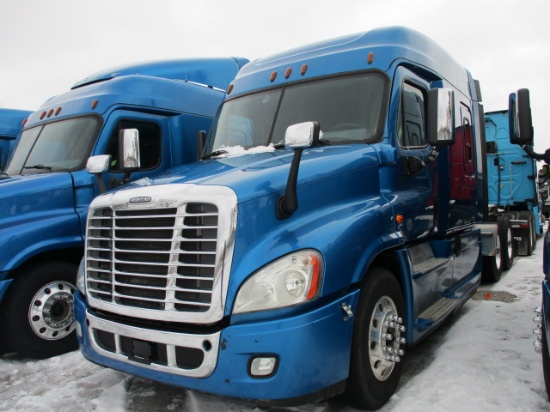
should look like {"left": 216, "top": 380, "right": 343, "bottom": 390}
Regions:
{"left": 0, "top": 261, "right": 78, "bottom": 359}
{"left": 345, "top": 267, "right": 406, "bottom": 410}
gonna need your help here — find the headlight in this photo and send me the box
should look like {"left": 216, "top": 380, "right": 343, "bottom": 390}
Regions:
{"left": 76, "top": 257, "right": 86, "bottom": 295}
{"left": 233, "top": 249, "right": 323, "bottom": 314}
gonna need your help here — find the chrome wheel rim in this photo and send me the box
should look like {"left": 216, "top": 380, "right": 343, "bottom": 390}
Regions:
{"left": 368, "top": 295, "right": 405, "bottom": 381}
{"left": 28, "top": 281, "right": 76, "bottom": 340}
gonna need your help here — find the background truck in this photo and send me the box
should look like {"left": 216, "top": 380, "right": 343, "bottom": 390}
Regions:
{"left": 0, "top": 108, "right": 32, "bottom": 170}
{"left": 0, "top": 57, "right": 248, "bottom": 359}
{"left": 484, "top": 110, "right": 543, "bottom": 261}
{"left": 505, "top": 88, "right": 550, "bottom": 402}
{"left": 74, "top": 27, "right": 514, "bottom": 410}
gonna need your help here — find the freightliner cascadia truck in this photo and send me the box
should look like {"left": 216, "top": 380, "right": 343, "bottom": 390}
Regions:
{"left": 0, "top": 108, "right": 32, "bottom": 170}
{"left": 484, "top": 109, "right": 542, "bottom": 262}
{"left": 74, "top": 27, "right": 518, "bottom": 409}
{"left": 0, "top": 57, "right": 248, "bottom": 359}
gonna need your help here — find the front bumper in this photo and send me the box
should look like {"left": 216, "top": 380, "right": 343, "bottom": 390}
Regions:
{"left": 75, "top": 290, "right": 359, "bottom": 403}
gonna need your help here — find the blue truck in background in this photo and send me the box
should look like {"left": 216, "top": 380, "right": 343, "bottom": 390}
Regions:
{"left": 0, "top": 57, "right": 248, "bottom": 359}
{"left": 0, "top": 108, "right": 32, "bottom": 170}
{"left": 485, "top": 110, "right": 543, "bottom": 262}
{"left": 74, "top": 27, "right": 519, "bottom": 410}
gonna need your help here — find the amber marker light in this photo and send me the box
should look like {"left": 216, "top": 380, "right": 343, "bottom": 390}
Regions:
{"left": 367, "top": 51, "right": 374, "bottom": 65}
{"left": 306, "top": 253, "right": 322, "bottom": 300}
{"left": 270, "top": 71, "right": 277, "bottom": 82}
{"left": 21, "top": 118, "right": 28, "bottom": 127}
{"left": 91, "top": 99, "right": 99, "bottom": 109}
{"left": 40, "top": 112, "right": 46, "bottom": 120}
{"left": 47, "top": 109, "right": 54, "bottom": 118}
{"left": 301, "top": 64, "right": 308, "bottom": 75}
{"left": 395, "top": 214, "right": 405, "bottom": 224}
{"left": 285, "top": 68, "right": 292, "bottom": 79}
{"left": 55, "top": 107, "right": 62, "bottom": 116}
{"left": 227, "top": 84, "right": 234, "bottom": 95}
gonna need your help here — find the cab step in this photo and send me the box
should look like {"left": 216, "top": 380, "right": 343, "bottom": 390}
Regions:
{"left": 418, "top": 297, "right": 462, "bottom": 323}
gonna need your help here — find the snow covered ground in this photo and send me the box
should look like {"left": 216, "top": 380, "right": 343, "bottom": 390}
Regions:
{"left": 1, "top": 239, "right": 549, "bottom": 412}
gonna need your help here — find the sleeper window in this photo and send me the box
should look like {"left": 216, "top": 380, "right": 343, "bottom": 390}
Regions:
{"left": 399, "top": 83, "right": 427, "bottom": 148}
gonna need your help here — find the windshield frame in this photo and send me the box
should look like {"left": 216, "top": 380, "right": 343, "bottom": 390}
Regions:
{"left": 4, "top": 114, "right": 102, "bottom": 176}
{"left": 203, "top": 69, "right": 390, "bottom": 157}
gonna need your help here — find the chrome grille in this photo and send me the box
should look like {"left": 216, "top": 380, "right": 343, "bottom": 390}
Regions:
{"left": 86, "top": 202, "right": 219, "bottom": 313}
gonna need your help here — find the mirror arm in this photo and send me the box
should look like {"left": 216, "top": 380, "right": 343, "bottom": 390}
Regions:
{"left": 521, "top": 145, "right": 545, "bottom": 161}
{"left": 276, "top": 148, "right": 303, "bottom": 220}
{"left": 94, "top": 174, "right": 107, "bottom": 194}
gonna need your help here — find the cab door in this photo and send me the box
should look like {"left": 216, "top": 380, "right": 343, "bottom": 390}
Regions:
{"left": 392, "top": 67, "right": 437, "bottom": 241}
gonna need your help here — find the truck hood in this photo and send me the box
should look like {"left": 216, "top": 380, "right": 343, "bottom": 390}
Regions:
{"left": 0, "top": 173, "right": 74, "bottom": 221}
{"left": 113, "top": 144, "right": 383, "bottom": 203}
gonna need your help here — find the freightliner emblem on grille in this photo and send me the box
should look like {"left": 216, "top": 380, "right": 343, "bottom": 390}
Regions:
{"left": 129, "top": 196, "right": 152, "bottom": 204}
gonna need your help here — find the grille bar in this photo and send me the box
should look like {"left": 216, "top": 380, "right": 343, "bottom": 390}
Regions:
{"left": 86, "top": 202, "right": 219, "bottom": 313}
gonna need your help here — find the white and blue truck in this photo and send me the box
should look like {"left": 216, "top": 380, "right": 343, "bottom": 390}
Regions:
{"left": 0, "top": 57, "right": 247, "bottom": 359}
{"left": 74, "top": 27, "right": 518, "bottom": 409}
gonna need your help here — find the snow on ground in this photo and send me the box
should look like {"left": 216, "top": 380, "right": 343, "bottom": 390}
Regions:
{"left": 1, "top": 239, "right": 549, "bottom": 412}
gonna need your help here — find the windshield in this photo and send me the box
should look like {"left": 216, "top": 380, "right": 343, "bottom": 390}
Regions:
{"left": 204, "top": 72, "right": 388, "bottom": 156}
{"left": 4, "top": 116, "right": 101, "bottom": 176}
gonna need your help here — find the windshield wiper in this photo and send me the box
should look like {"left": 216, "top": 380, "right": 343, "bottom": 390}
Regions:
{"left": 24, "top": 164, "right": 53, "bottom": 171}
{"left": 202, "top": 149, "right": 228, "bottom": 160}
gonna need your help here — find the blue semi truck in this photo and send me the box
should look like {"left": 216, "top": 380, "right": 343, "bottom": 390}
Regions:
{"left": 74, "top": 27, "right": 516, "bottom": 409}
{"left": 0, "top": 57, "right": 248, "bottom": 359}
{"left": 485, "top": 110, "right": 543, "bottom": 262}
{"left": 0, "top": 108, "right": 32, "bottom": 170}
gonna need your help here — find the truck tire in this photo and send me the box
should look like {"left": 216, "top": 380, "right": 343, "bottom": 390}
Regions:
{"left": 518, "top": 211, "right": 534, "bottom": 256}
{"left": 345, "top": 267, "right": 406, "bottom": 410}
{"left": 481, "top": 233, "right": 503, "bottom": 283}
{"left": 0, "top": 261, "right": 78, "bottom": 359}
{"left": 498, "top": 216, "right": 514, "bottom": 271}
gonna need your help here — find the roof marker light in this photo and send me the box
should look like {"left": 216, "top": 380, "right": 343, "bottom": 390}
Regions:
{"left": 227, "top": 84, "right": 234, "bottom": 95}
{"left": 285, "top": 68, "right": 292, "bottom": 79}
{"left": 40, "top": 112, "right": 46, "bottom": 120}
{"left": 368, "top": 52, "right": 374, "bottom": 65}
{"left": 47, "top": 109, "right": 54, "bottom": 118}
{"left": 91, "top": 99, "right": 99, "bottom": 109}
{"left": 270, "top": 71, "right": 277, "bottom": 82}
{"left": 301, "top": 64, "right": 308, "bottom": 75}
{"left": 55, "top": 107, "right": 62, "bottom": 116}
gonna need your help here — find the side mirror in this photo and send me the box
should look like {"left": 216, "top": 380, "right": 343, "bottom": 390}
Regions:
{"left": 427, "top": 88, "right": 455, "bottom": 146}
{"left": 284, "top": 121, "right": 320, "bottom": 149}
{"left": 277, "top": 122, "right": 320, "bottom": 220}
{"left": 119, "top": 128, "right": 141, "bottom": 171}
{"left": 509, "top": 88, "right": 534, "bottom": 146}
{"left": 86, "top": 154, "right": 111, "bottom": 193}
{"left": 86, "top": 155, "right": 111, "bottom": 174}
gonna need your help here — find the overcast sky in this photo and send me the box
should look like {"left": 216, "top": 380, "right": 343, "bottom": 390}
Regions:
{"left": 1, "top": 0, "right": 549, "bottom": 151}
